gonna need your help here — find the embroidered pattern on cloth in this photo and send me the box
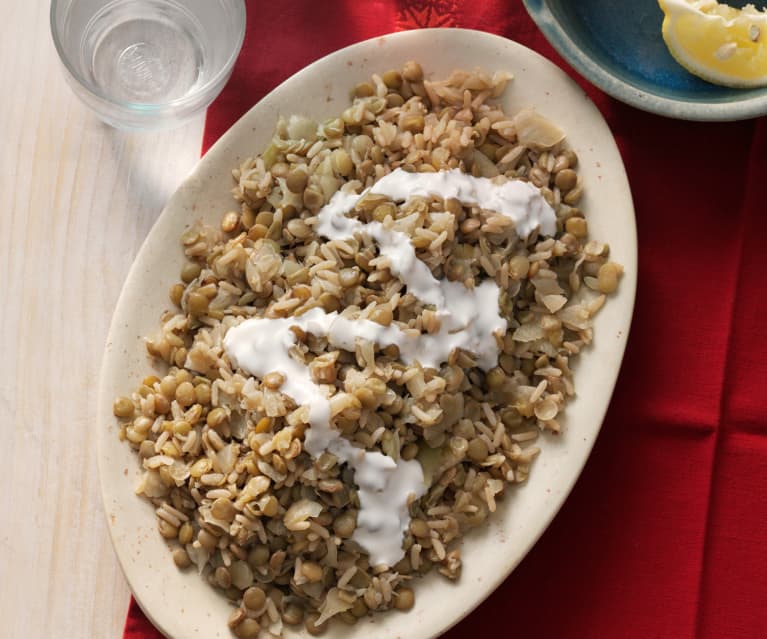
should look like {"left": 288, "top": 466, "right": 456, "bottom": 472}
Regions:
{"left": 396, "top": 0, "right": 459, "bottom": 28}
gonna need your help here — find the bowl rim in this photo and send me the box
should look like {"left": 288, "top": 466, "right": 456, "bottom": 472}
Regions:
{"left": 522, "top": 0, "right": 767, "bottom": 121}
{"left": 49, "top": 0, "right": 247, "bottom": 115}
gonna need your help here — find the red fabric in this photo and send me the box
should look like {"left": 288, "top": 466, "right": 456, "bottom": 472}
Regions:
{"left": 125, "top": 1, "right": 767, "bottom": 637}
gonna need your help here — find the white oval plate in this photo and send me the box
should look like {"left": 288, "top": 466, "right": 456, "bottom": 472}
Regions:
{"left": 98, "top": 28, "right": 637, "bottom": 639}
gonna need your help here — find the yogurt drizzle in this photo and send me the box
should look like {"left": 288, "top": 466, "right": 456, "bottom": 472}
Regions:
{"left": 223, "top": 168, "right": 556, "bottom": 566}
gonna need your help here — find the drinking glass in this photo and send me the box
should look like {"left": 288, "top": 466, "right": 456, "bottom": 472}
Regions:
{"left": 51, "top": 0, "right": 246, "bottom": 130}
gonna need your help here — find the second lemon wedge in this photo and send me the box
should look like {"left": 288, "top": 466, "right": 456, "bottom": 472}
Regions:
{"left": 658, "top": 0, "right": 767, "bottom": 88}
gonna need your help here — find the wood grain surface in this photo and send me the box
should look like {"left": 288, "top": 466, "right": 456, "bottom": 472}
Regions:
{"left": 0, "top": 3, "right": 205, "bottom": 637}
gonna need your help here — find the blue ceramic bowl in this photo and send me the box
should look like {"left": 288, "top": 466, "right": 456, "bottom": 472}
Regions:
{"left": 523, "top": 0, "right": 767, "bottom": 121}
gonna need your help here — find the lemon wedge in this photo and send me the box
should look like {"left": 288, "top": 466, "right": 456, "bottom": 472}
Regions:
{"left": 658, "top": 0, "right": 767, "bottom": 87}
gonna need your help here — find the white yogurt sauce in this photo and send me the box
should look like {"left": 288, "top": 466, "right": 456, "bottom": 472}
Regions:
{"left": 224, "top": 169, "right": 556, "bottom": 566}
{"left": 224, "top": 310, "right": 427, "bottom": 567}
{"left": 317, "top": 167, "right": 557, "bottom": 239}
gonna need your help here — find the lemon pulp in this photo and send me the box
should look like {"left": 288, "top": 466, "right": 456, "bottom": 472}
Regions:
{"left": 658, "top": 0, "right": 767, "bottom": 87}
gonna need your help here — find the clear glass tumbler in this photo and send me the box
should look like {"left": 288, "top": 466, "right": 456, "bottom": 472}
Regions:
{"left": 50, "top": 0, "right": 246, "bottom": 130}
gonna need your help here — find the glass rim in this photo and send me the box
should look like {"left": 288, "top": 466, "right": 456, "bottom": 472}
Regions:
{"left": 49, "top": 0, "right": 247, "bottom": 113}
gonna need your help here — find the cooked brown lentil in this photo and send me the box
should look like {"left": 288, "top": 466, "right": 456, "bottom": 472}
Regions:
{"left": 115, "top": 63, "right": 622, "bottom": 639}
{"left": 172, "top": 548, "right": 191, "bottom": 569}
{"left": 305, "top": 612, "right": 328, "bottom": 636}
{"left": 394, "top": 587, "right": 415, "bottom": 611}
{"left": 243, "top": 586, "right": 266, "bottom": 611}
{"left": 234, "top": 618, "right": 261, "bottom": 639}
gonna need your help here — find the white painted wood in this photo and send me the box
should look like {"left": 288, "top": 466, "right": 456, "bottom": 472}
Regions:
{"left": 0, "top": 2, "right": 205, "bottom": 637}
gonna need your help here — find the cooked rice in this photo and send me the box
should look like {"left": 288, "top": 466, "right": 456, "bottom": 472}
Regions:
{"left": 114, "top": 62, "right": 622, "bottom": 637}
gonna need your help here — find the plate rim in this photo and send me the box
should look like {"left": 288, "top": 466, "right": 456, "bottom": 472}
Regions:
{"left": 97, "top": 27, "right": 638, "bottom": 639}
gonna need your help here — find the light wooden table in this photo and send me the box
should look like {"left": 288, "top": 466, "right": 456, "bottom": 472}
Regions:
{"left": 0, "top": 4, "right": 206, "bottom": 637}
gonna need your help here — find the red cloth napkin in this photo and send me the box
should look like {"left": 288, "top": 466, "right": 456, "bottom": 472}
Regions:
{"left": 125, "top": 1, "right": 767, "bottom": 637}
